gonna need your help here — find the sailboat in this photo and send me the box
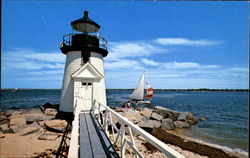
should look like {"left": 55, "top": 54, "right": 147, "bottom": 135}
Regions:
{"left": 12, "top": 88, "right": 18, "bottom": 93}
{"left": 129, "top": 73, "right": 153, "bottom": 104}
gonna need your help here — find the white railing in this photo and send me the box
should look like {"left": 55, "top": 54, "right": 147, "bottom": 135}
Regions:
{"left": 91, "top": 99, "right": 185, "bottom": 158}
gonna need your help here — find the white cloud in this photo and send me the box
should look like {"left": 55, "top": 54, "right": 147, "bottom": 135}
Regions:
{"left": 155, "top": 38, "right": 224, "bottom": 46}
{"left": 105, "top": 59, "right": 143, "bottom": 70}
{"left": 163, "top": 61, "right": 218, "bottom": 69}
{"left": 23, "top": 53, "right": 65, "bottom": 63}
{"left": 140, "top": 58, "right": 159, "bottom": 66}
{"left": 2, "top": 48, "right": 65, "bottom": 71}
{"left": 107, "top": 41, "right": 167, "bottom": 61}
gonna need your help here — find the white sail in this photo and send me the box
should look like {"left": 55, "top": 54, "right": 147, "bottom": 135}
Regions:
{"left": 129, "top": 73, "right": 145, "bottom": 100}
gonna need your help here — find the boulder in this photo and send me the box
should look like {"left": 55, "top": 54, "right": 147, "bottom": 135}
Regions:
{"left": 0, "top": 116, "right": 9, "bottom": 125}
{"left": 138, "top": 120, "right": 161, "bottom": 129}
{"left": 154, "top": 106, "right": 180, "bottom": 121}
{"left": 0, "top": 131, "right": 5, "bottom": 138}
{"left": 150, "top": 112, "right": 163, "bottom": 121}
{"left": 178, "top": 112, "right": 189, "bottom": 121}
{"left": 186, "top": 112, "right": 198, "bottom": 124}
{"left": 114, "top": 107, "right": 127, "bottom": 113}
{"left": 125, "top": 126, "right": 140, "bottom": 137}
{"left": 121, "top": 109, "right": 141, "bottom": 124}
{"left": 44, "top": 119, "right": 68, "bottom": 133}
{"left": 44, "top": 108, "right": 57, "bottom": 116}
{"left": 25, "top": 115, "right": 50, "bottom": 124}
{"left": 38, "top": 132, "right": 60, "bottom": 141}
{"left": 40, "top": 102, "right": 57, "bottom": 111}
{"left": 23, "top": 108, "right": 44, "bottom": 114}
{"left": 111, "top": 112, "right": 122, "bottom": 126}
{"left": 4, "top": 109, "right": 26, "bottom": 116}
{"left": 9, "top": 124, "right": 27, "bottom": 133}
{"left": 140, "top": 108, "right": 153, "bottom": 118}
{"left": 161, "top": 118, "right": 175, "bottom": 130}
{"left": 0, "top": 124, "right": 10, "bottom": 133}
{"left": 10, "top": 115, "right": 26, "bottom": 126}
{"left": 19, "top": 126, "right": 41, "bottom": 136}
{"left": 29, "top": 122, "right": 40, "bottom": 128}
{"left": 198, "top": 117, "right": 206, "bottom": 121}
{"left": 174, "top": 121, "right": 190, "bottom": 128}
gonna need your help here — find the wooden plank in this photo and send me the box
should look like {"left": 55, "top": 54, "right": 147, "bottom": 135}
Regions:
{"left": 85, "top": 114, "right": 107, "bottom": 158}
{"left": 90, "top": 114, "right": 120, "bottom": 158}
{"left": 79, "top": 113, "right": 93, "bottom": 158}
{"left": 68, "top": 114, "right": 80, "bottom": 158}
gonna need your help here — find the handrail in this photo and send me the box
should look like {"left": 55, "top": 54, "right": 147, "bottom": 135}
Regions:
{"left": 62, "top": 33, "right": 108, "bottom": 50}
{"left": 91, "top": 99, "right": 185, "bottom": 158}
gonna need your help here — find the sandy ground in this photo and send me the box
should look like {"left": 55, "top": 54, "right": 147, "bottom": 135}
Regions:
{"left": 0, "top": 129, "right": 67, "bottom": 158}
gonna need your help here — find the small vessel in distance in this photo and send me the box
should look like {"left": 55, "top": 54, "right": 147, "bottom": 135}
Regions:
{"left": 129, "top": 73, "right": 153, "bottom": 105}
{"left": 12, "top": 88, "right": 18, "bottom": 93}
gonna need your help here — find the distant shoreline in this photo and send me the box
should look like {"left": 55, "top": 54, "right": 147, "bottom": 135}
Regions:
{"left": 1, "top": 88, "right": 249, "bottom": 92}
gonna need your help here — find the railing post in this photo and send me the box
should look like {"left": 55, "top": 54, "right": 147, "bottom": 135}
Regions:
{"left": 109, "top": 112, "right": 116, "bottom": 141}
{"left": 121, "top": 122, "right": 126, "bottom": 158}
{"left": 104, "top": 110, "right": 109, "bottom": 134}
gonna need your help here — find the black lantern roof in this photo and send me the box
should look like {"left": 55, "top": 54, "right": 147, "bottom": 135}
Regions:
{"left": 71, "top": 11, "right": 100, "bottom": 33}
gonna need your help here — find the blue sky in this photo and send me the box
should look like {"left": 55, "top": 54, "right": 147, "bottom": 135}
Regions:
{"left": 2, "top": 1, "right": 249, "bottom": 89}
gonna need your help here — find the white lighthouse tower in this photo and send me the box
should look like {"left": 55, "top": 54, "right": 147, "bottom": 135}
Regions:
{"left": 59, "top": 11, "right": 108, "bottom": 113}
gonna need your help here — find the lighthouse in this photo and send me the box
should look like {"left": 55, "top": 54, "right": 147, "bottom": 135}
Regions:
{"left": 59, "top": 11, "right": 108, "bottom": 113}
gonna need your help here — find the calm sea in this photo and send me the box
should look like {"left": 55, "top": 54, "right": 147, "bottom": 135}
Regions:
{"left": 0, "top": 89, "right": 249, "bottom": 155}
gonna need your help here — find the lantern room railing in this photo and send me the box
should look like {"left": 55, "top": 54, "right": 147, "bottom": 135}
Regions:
{"left": 62, "top": 33, "right": 108, "bottom": 50}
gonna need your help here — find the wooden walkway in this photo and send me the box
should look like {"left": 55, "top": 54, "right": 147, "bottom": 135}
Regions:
{"left": 79, "top": 113, "right": 119, "bottom": 158}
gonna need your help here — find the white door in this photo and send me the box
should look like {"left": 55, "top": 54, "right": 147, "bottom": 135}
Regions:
{"left": 80, "top": 80, "right": 93, "bottom": 112}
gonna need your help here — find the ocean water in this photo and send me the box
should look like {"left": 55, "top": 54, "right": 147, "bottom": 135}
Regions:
{"left": 1, "top": 89, "right": 249, "bottom": 155}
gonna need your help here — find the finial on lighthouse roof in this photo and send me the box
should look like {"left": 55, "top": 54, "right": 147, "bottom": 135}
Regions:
{"left": 71, "top": 11, "right": 100, "bottom": 33}
{"left": 84, "top": 11, "right": 88, "bottom": 17}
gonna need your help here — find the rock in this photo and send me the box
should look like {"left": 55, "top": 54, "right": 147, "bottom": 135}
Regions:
{"left": 4, "top": 109, "right": 26, "bottom": 117}
{"left": 114, "top": 107, "right": 127, "bottom": 113}
{"left": 140, "top": 116, "right": 149, "bottom": 122}
{"left": 150, "top": 112, "right": 163, "bottom": 121}
{"left": 178, "top": 112, "right": 189, "bottom": 121}
{"left": 122, "top": 109, "right": 141, "bottom": 124}
{"left": 40, "top": 102, "right": 58, "bottom": 111}
{"left": 186, "top": 112, "right": 198, "bottom": 124}
{"left": 23, "top": 108, "right": 44, "bottom": 114}
{"left": 4, "top": 110, "right": 14, "bottom": 117}
{"left": 44, "top": 108, "right": 57, "bottom": 116}
{"left": 29, "top": 122, "right": 40, "bottom": 128}
{"left": 19, "top": 126, "right": 41, "bottom": 136}
{"left": 174, "top": 121, "right": 190, "bottom": 128}
{"left": 44, "top": 119, "right": 68, "bottom": 133}
{"left": 0, "top": 116, "right": 9, "bottom": 125}
{"left": 110, "top": 113, "right": 122, "bottom": 126}
{"left": 161, "top": 118, "right": 175, "bottom": 130}
{"left": 25, "top": 115, "right": 50, "bottom": 124}
{"left": 0, "top": 124, "right": 10, "bottom": 133}
{"left": 9, "top": 124, "right": 27, "bottom": 133}
{"left": 125, "top": 126, "right": 140, "bottom": 137}
{"left": 138, "top": 120, "right": 161, "bottom": 129}
{"left": 0, "top": 133, "right": 5, "bottom": 138}
{"left": 198, "top": 117, "right": 206, "bottom": 121}
{"left": 154, "top": 106, "right": 180, "bottom": 121}
{"left": 10, "top": 115, "right": 26, "bottom": 126}
{"left": 38, "top": 132, "right": 60, "bottom": 141}
{"left": 140, "top": 108, "right": 153, "bottom": 118}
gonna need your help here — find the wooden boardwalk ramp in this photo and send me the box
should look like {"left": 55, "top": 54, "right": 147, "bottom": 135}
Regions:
{"left": 68, "top": 100, "right": 185, "bottom": 158}
{"left": 79, "top": 113, "right": 119, "bottom": 158}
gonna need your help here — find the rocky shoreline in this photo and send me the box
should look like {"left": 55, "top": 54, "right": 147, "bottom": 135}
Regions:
{"left": 0, "top": 103, "right": 247, "bottom": 158}
{"left": 111, "top": 106, "right": 246, "bottom": 158}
